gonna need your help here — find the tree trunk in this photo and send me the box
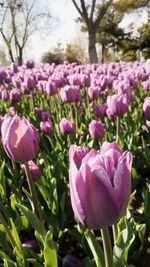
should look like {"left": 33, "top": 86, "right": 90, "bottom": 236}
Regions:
{"left": 88, "top": 31, "right": 98, "bottom": 63}
{"left": 18, "top": 46, "right": 23, "bottom": 65}
{"left": 101, "top": 43, "right": 105, "bottom": 63}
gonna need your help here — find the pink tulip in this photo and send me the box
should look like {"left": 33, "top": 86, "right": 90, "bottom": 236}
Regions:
{"left": 40, "top": 120, "right": 53, "bottom": 135}
{"left": 106, "top": 94, "right": 128, "bottom": 117}
{"left": 143, "top": 97, "right": 150, "bottom": 121}
{"left": 60, "top": 85, "right": 81, "bottom": 103}
{"left": 1, "top": 114, "right": 39, "bottom": 163}
{"left": 21, "top": 160, "right": 41, "bottom": 181}
{"left": 59, "top": 117, "right": 75, "bottom": 135}
{"left": 69, "top": 142, "right": 132, "bottom": 229}
{"left": 89, "top": 120, "right": 105, "bottom": 139}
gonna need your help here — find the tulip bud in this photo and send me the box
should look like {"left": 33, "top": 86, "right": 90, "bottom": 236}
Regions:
{"left": 143, "top": 97, "right": 150, "bottom": 121}
{"left": 69, "top": 142, "right": 132, "bottom": 229}
{"left": 1, "top": 114, "right": 39, "bottom": 163}
{"left": 22, "top": 240, "right": 40, "bottom": 252}
{"left": 21, "top": 160, "right": 41, "bottom": 181}
{"left": 40, "top": 120, "right": 53, "bottom": 135}
{"left": 60, "top": 85, "right": 81, "bottom": 103}
{"left": 107, "top": 94, "right": 128, "bottom": 117}
{"left": 59, "top": 117, "right": 75, "bottom": 135}
{"left": 10, "top": 88, "right": 22, "bottom": 103}
{"left": 89, "top": 120, "right": 105, "bottom": 139}
{"left": 63, "top": 255, "right": 85, "bottom": 267}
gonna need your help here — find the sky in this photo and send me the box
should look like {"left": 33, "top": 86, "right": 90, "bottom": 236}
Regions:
{"left": 26, "top": 0, "right": 81, "bottom": 61}
{"left": 0, "top": 0, "right": 148, "bottom": 63}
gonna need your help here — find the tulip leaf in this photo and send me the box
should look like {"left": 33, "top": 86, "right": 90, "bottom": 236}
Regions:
{"left": 0, "top": 161, "right": 6, "bottom": 199}
{"left": 16, "top": 203, "right": 46, "bottom": 241}
{"left": 4, "top": 259, "right": 17, "bottom": 267}
{"left": 113, "top": 215, "right": 135, "bottom": 267}
{"left": 85, "top": 229, "right": 105, "bottom": 267}
{"left": 44, "top": 229, "right": 58, "bottom": 267}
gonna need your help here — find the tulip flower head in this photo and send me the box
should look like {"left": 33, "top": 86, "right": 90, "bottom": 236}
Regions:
{"left": 1, "top": 114, "right": 39, "bottom": 163}
{"left": 69, "top": 142, "right": 132, "bottom": 229}
{"left": 59, "top": 117, "right": 75, "bottom": 135}
{"left": 89, "top": 119, "right": 105, "bottom": 140}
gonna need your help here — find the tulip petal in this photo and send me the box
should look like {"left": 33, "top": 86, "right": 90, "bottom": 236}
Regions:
{"left": 114, "top": 151, "right": 132, "bottom": 217}
{"left": 75, "top": 163, "right": 118, "bottom": 229}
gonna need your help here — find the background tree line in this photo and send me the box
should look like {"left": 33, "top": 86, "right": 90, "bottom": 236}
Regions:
{"left": 1, "top": 0, "right": 150, "bottom": 65}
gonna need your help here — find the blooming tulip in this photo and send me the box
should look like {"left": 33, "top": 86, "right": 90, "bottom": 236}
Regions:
{"left": 89, "top": 120, "right": 105, "bottom": 139}
{"left": 69, "top": 142, "right": 132, "bottom": 229}
{"left": 1, "top": 114, "right": 39, "bottom": 163}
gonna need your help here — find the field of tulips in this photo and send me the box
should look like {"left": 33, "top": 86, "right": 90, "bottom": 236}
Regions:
{"left": 0, "top": 59, "right": 150, "bottom": 267}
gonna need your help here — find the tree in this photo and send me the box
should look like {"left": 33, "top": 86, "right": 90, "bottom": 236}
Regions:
{"left": 96, "top": 9, "right": 126, "bottom": 63}
{"left": 138, "top": 16, "right": 150, "bottom": 59}
{"left": 0, "top": 0, "right": 51, "bottom": 65}
{"left": 71, "top": 0, "right": 150, "bottom": 63}
{"left": 41, "top": 43, "right": 65, "bottom": 64}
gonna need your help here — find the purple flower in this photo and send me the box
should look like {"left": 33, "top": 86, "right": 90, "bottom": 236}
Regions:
{"left": 59, "top": 117, "right": 75, "bottom": 135}
{"left": 1, "top": 114, "right": 39, "bottom": 163}
{"left": 40, "top": 120, "right": 53, "bottom": 135}
{"left": 69, "top": 142, "right": 133, "bottom": 229}
{"left": 106, "top": 94, "right": 128, "bottom": 117}
{"left": 143, "top": 97, "right": 150, "bottom": 120}
{"left": 60, "top": 85, "right": 81, "bottom": 103}
{"left": 89, "top": 120, "right": 105, "bottom": 140}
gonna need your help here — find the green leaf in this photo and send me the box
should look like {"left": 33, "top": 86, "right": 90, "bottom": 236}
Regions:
{"left": 85, "top": 229, "right": 105, "bottom": 267}
{"left": 44, "top": 229, "right": 58, "bottom": 267}
{"left": 4, "top": 259, "right": 17, "bottom": 267}
{"left": 16, "top": 203, "right": 46, "bottom": 241}
{"left": 0, "top": 250, "right": 10, "bottom": 260}
{"left": 10, "top": 219, "right": 22, "bottom": 251}
{"left": 113, "top": 215, "right": 135, "bottom": 267}
{"left": 0, "top": 161, "right": 6, "bottom": 198}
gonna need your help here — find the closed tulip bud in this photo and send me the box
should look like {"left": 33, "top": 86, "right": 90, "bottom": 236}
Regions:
{"left": 107, "top": 94, "right": 128, "bottom": 117}
{"left": 69, "top": 142, "right": 133, "bottom": 229}
{"left": 10, "top": 88, "right": 22, "bottom": 103}
{"left": 59, "top": 117, "right": 75, "bottom": 135}
{"left": 143, "top": 97, "right": 150, "bottom": 120}
{"left": 89, "top": 120, "right": 105, "bottom": 139}
{"left": 63, "top": 255, "right": 85, "bottom": 267}
{"left": 25, "top": 59, "right": 35, "bottom": 69}
{"left": 45, "top": 80, "right": 57, "bottom": 96}
{"left": 1, "top": 90, "right": 9, "bottom": 101}
{"left": 93, "top": 103, "right": 107, "bottom": 117}
{"left": 41, "top": 110, "right": 51, "bottom": 122}
{"left": 21, "top": 160, "right": 41, "bottom": 181}
{"left": 35, "top": 106, "right": 43, "bottom": 116}
{"left": 88, "top": 86, "right": 100, "bottom": 101}
{"left": 22, "top": 240, "right": 40, "bottom": 252}
{"left": 40, "top": 120, "right": 53, "bottom": 135}
{"left": 60, "top": 85, "right": 81, "bottom": 103}
{"left": 1, "top": 114, "right": 39, "bottom": 163}
{"left": 146, "top": 120, "right": 150, "bottom": 131}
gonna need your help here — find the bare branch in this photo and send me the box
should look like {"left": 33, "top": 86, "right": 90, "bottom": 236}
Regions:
{"left": 72, "top": 0, "right": 83, "bottom": 17}
{"left": 90, "top": 0, "right": 96, "bottom": 20}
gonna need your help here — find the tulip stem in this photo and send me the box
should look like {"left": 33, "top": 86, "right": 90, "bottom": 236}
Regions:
{"left": 112, "top": 224, "right": 118, "bottom": 243}
{"left": 101, "top": 227, "right": 113, "bottom": 267}
{"left": 0, "top": 211, "right": 16, "bottom": 249}
{"left": 74, "top": 104, "right": 78, "bottom": 136}
{"left": 24, "top": 162, "right": 43, "bottom": 222}
{"left": 116, "top": 117, "right": 119, "bottom": 144}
